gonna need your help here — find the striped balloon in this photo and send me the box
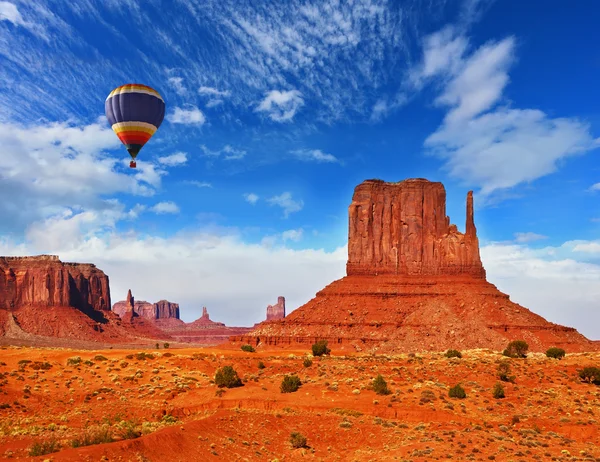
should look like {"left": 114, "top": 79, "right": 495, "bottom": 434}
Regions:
{"left": 105, "top": 84, "right": 165, "bottom": 168}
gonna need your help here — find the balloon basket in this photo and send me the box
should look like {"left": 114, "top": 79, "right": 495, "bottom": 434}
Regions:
{"left": 130, "top": 161, "right": 136, "bottom": 168}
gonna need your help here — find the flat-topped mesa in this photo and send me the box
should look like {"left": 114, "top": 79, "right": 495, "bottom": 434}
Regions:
{"left": 266, "top": 296, "right": 286, "bottom": 321}
{"left": 0, "top": 255, "right": 110, "bottom": 312}
{"left": 112, "top": 290, "right": 180, "bottom": 320}
{"left": 346, "top": 179, "right": 485, "bottom": 278}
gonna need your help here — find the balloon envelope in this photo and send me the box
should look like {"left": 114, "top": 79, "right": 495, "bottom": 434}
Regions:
{"left": 105, "top": 84, "right": 165, "bottom": 160}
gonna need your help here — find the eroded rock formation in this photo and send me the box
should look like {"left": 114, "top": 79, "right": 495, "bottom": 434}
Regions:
{"left": 232, "top": 179, "right": 598, "bottom": 353}
{"left": 0, "top": 255, "right": 110, "bottom": 313}
{"left": 266, "top": 296, "right": 286, "bottom": 321}
{"left": 112, "top": 290, "right": 180, "bottom": 321}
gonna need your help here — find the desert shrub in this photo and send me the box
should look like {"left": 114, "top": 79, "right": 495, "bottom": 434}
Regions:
{"left": 497, "top": 361, "right": 516, "bottom": 382}
{"left": 312, "top": 340, "right": 331, "bottom": 357}
{"left": 215, "top": 366, "right": 243, "bottom": 388}
{"left": 66, "top": 356, "right": 82, "bottom": 367}
{"left": 135, "top": 353, "right": 155, "bottom": 361}
{"left": 578, "top": 367, "right": 600, "bottom": 385}
{"left": 29, "top": 439, "right": 60, "bottom": 456}
{"left": 162, "top": 352, "right": 173, "bottom": 358}
{"left": 303, "top": 358, "right": 313, "bottom": 368}
{"left": 71, "top": 426, "right": 114, "bottom": 448}
{"left": 155, "top": 343, "right": 160, "bottom": 349}
{"left": 257, "top": 361, "right": 265, "bottom": 369}
{"left": 93, "top": 355, "right": 108, "bottom": 361}
{"left": 493, "top": 383, "right": 505, "bottom": 399}
{"left": 18, "top": 360, "right": 31, "bottom": 365}
{"left": 125, "top": 354, "right": 134, "bottom": 360}
{"left": 117, "top": 420, "right": 141, "bottom": 440}
{"left": 445, "top": 349, "right": 462, "bottom": 359}
{"left": 0, "top": 403, "right": 10, "bottom": 409}
{"left": 448, "top": 384, "right": 466, "bottom": 399}
{"left": 280, "top": 375, "right": 302, "bottom": 393}
{"left": 161, "top": 414, "right": 178, "bottom": 424}
{"left": 241, "top": 344, "right": 255, "bottom": 352}
{"left": 546, "top": 347, "right": 566, "bottom": 359}
{"left": 511, "top": 415, "right": 520, "bottom": 425}
{"left": 163, "top": 343, "right": 170, "bottom": 349}
{"left": 290, "top": 432, "right": 307, "bottom": 449}
{"left": 372, "top": 374, "right": 391, "bottom": 395}
{"left": 30, "top": 361, "right": 52, "bottom": 370}
{"left": 419, "top": 390, "right": 437, "bottom": 404}
{"left": 503, "top": 340, "right": 528, "bottom": 358}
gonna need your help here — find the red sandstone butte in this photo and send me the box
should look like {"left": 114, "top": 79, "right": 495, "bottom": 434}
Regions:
{"left": 112, "top": 289, "right": 181, "bottom": 323}
{"left": 232, "top": 178, "right": 598, "bottom": 353}
{"left": 266, "top": 296, "right": 286, "bottom": 321}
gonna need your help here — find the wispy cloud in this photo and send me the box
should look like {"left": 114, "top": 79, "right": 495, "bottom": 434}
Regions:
{"left": 291, "top": 149, "right": 339, "bottom": 163}
{"left": 589, "top": 183, "right": 600, "bottom": 192}
{"left": 168, "top": 77, "right": 186, "bottom": 95}
{"left": 150, "top": 201, "right": 180, "bottom": 214}
{"left": 157, "top": 152, "right": 187, "bottom": 166}
{"left": 514, "top": 232, "right": 547, "bottom": 243}
{"left": 256, "top": 90, "right": 304, "bottom": 122}
{"left": 243, "top": 193, "right": 259, "bottom": 205}
{"left": 185, "top": 180, "right": 212, "bottom": 188}
{"left": 200, "top": 144, "right": 246, "bottom": 160}
{"left": 198, "top": 86, "right": 231, "bottom": 107}
{"left": 282, "top": 228, "right": 303, "bottom": 242}
{"left": 267, "top": 192, "right": 303, "bottom": 218}
{"left": 167, "top": 106, "right": 206, "bottom": 125}
{"left": 414, "top": 26, "right": 599, "bottom": 198}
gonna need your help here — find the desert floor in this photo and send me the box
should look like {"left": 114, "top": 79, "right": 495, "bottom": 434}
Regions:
{"left": 0, "top": 345, "right": 599, "bottom": 461}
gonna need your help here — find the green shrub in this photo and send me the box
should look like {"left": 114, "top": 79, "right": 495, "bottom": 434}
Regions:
{"left": 312, "top": 340, "right": 331, "bottom": 357}
{"left": 493, "top": 383, "right": 505, "bottom": 399}
{"left": 135, "top": 352, "right": 155, "bottom": 361}
{"left": 215, "top": 366, "right": 243, "bottom": 388}
{"left": 497, "top": 361, "right": 516, "bottom": 382}
{"left": 445, "top": 349, "right": 462, "bottom": 359}
{"left": 303, "top": 358, "right": 313, "bottom": 368}
{"left": 93, "top": 355, "right": 108, "bottom": 362}
{"left": 372, "top": 374, "right": 391, "bottom": 395}
{"left": 162, "top": 352, "right": 173, "bottom": 358}
{"left": 257, "top": 361, "right": 265, "bottom": 369}
{"left": 163, "top": 343, "right": 170, "bottom": 349}
{"left": 66, "top": 356, "right": 82, "bottom": 367}
{"left": 29, "top": 439, "right": 60, "bottom": 456}
{"left": 546, "top": 347, "right": 566, "bottom": 359}
{"left": 71, "top": 426, "right": 114, "bottom": 448}
{"left": 30, "top": 361, "right": 52, "bottom": 370}
{"left": 117, "top": 420, "right": 141, "bottom": 440}
{"left": 241, "top": 344, "right": 255, "bottom": 352}
{"left": 18, "top": 360, "right": 31, "bottom": 365}
{"left": 290, "top": 432, "right": 307, "bottom": 449}
{"left": 280, "top": 375, "right": 302, "bottom": 393}
{"left": 448, "top": 384, "right": 466, "bottom": 399}
{"left": 578, "top": 367, "right": 600, "bottom": 385}
{"left": 155, "top": 343, "right": 160, "bottom": 349}
{"left": 503, "top": 340, "right": 528, "bottom": 358}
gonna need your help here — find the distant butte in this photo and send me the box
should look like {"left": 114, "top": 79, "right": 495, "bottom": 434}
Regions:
{"left": 232, "top": 178, "right": 599, "bottom": 353}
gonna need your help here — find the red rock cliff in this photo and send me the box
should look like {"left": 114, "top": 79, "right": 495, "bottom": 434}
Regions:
{"left": 266, "top": 296, "right": 286, "bottom": 321}
{"left": 346, "top": 179, "right": 485, "bottom": 278}
{"left": 112, "top": 290, "right": 180, "bottom": 320}
{"left": 0, "top": 255, "right": 111, "bottom": 313}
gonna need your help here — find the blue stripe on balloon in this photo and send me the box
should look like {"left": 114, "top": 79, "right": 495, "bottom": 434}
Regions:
{"left": 105, "top": 92, "right": 165, "bottom": 127}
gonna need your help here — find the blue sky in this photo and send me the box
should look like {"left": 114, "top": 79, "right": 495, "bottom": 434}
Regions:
{"left": 1, "top": 0, "right": 600, "bottom": 338}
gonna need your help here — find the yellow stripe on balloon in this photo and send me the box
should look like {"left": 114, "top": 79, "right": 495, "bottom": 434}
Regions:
{"left": 111, "top": 121, "right": 157, "bottom": 135}
{"left": 106, "top": 84, "right": 164, "bottom": 102}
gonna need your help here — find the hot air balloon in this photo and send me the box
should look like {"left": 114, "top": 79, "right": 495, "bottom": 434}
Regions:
{"left": 105, "top": 83, "right": 165, "bottom": 168}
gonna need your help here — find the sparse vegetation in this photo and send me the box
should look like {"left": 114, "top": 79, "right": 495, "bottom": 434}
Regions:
{"left": 497, "top": 361, "right": 516, "bottom": 382}
{"left": 241, "top": 344, "right": 255, "bottom": 352}
{"left": 257, "top": 361, "right": 265, "bottom": 369}
{"left": 372, "top": 374, "right": 391, "bottom": 395}
{"left": 155, "top": 342, "right": 160, "bottom": 349}
{"left": 290, "top": 432, "right": 307, "bottom": 449}
{"left": 503, "top": 340, "right": 529, "bottom": 358}
{"left": 448, "top": 384, "right": 466, "bottom": 399}
{"left": 215, "top": 366, "right": 243, "bottom": 388}
{"left": 546, "top": 347, "right": 566, "bottom": 359}
{"left": 303, "top": 358, "right": 313, "bottom": 367}
{"left": 93, "top": 355, "right": 108, "bottom": 361}
{"left": 71, "top": 426, "right": 114, "bottom": 448}
{"left": 135, "top": 352, "right": 155, "bottom": 361}
{"left": 280, "top": 375, "right": 302, "bottom": 393}
{"left": 493, "top": 383, "right": 505, "bottom": 399}
{"left": 29, "top": 439, "right": 60, "bottom": 456}
{"left": 66, "top": 356, "right": 82, "bottom": 366}
{"left": 312, "top": 340, "right": 331, "bottom": 357}
{"left": 578, "top": 366, "right": 600, "bottom": 385}
{"left": 163, "top": 343, "right": 170, "bottom": 349}
{"left": 117, "top": 419, "right": 142, "bottom": 440}
{"left": 445, "top": 349, "right": 462, "bottom": 359}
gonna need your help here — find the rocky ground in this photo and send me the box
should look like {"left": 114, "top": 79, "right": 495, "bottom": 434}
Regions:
{"left": 0, "top": 345, "right": 599, "bottom": 461}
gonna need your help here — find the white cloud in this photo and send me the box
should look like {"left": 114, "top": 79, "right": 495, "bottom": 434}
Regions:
{"left": 514, "top": 232, "right": 547, "bottom": 243}
{"left": 291, "top": 149, "right": 339, "bottom": 163}
{"left": 185, "top": 180, "right": 212, "bottom": 188}
{"left": 157, "top": 152, "right": 187, "bottom": 166}
{"left": 167, "top": 106, "right": 206, "bottom": 125}
{"left": 198, "top": 86, "right": 231, "bottom": 108}
{"left": 267, "top": 192, "right": 304, "bottom": 218}
{"left": 244, "top": 193, "right": 259, "bottom": 205}
{"left": 589, "top": 183, "right": 600, "bottom": 192}
{"left": 256, "top": 90, "right": 304, "bottom": 122}
{"left": 150, "top": 201, "right": 180, "bottom": 214}
{"left": 282, "top": 228, "right": 303, "bottom": 242}
{"left": 167, "top": 77, "right": 186, "bottom": 95}
{"left": 481, "top": 242, "right": 600, "bottom": 340}
{"left": 200, "top": 144, "right": 246, "bottom": 160}
{"left": 414, "top": 27, "right": 599, "bottom": 197}
{"left": 572, "top": 242, "right": 600, "bottom": 254}
{"left": 0, "top": 1, "right": 24, "bottom": 25}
